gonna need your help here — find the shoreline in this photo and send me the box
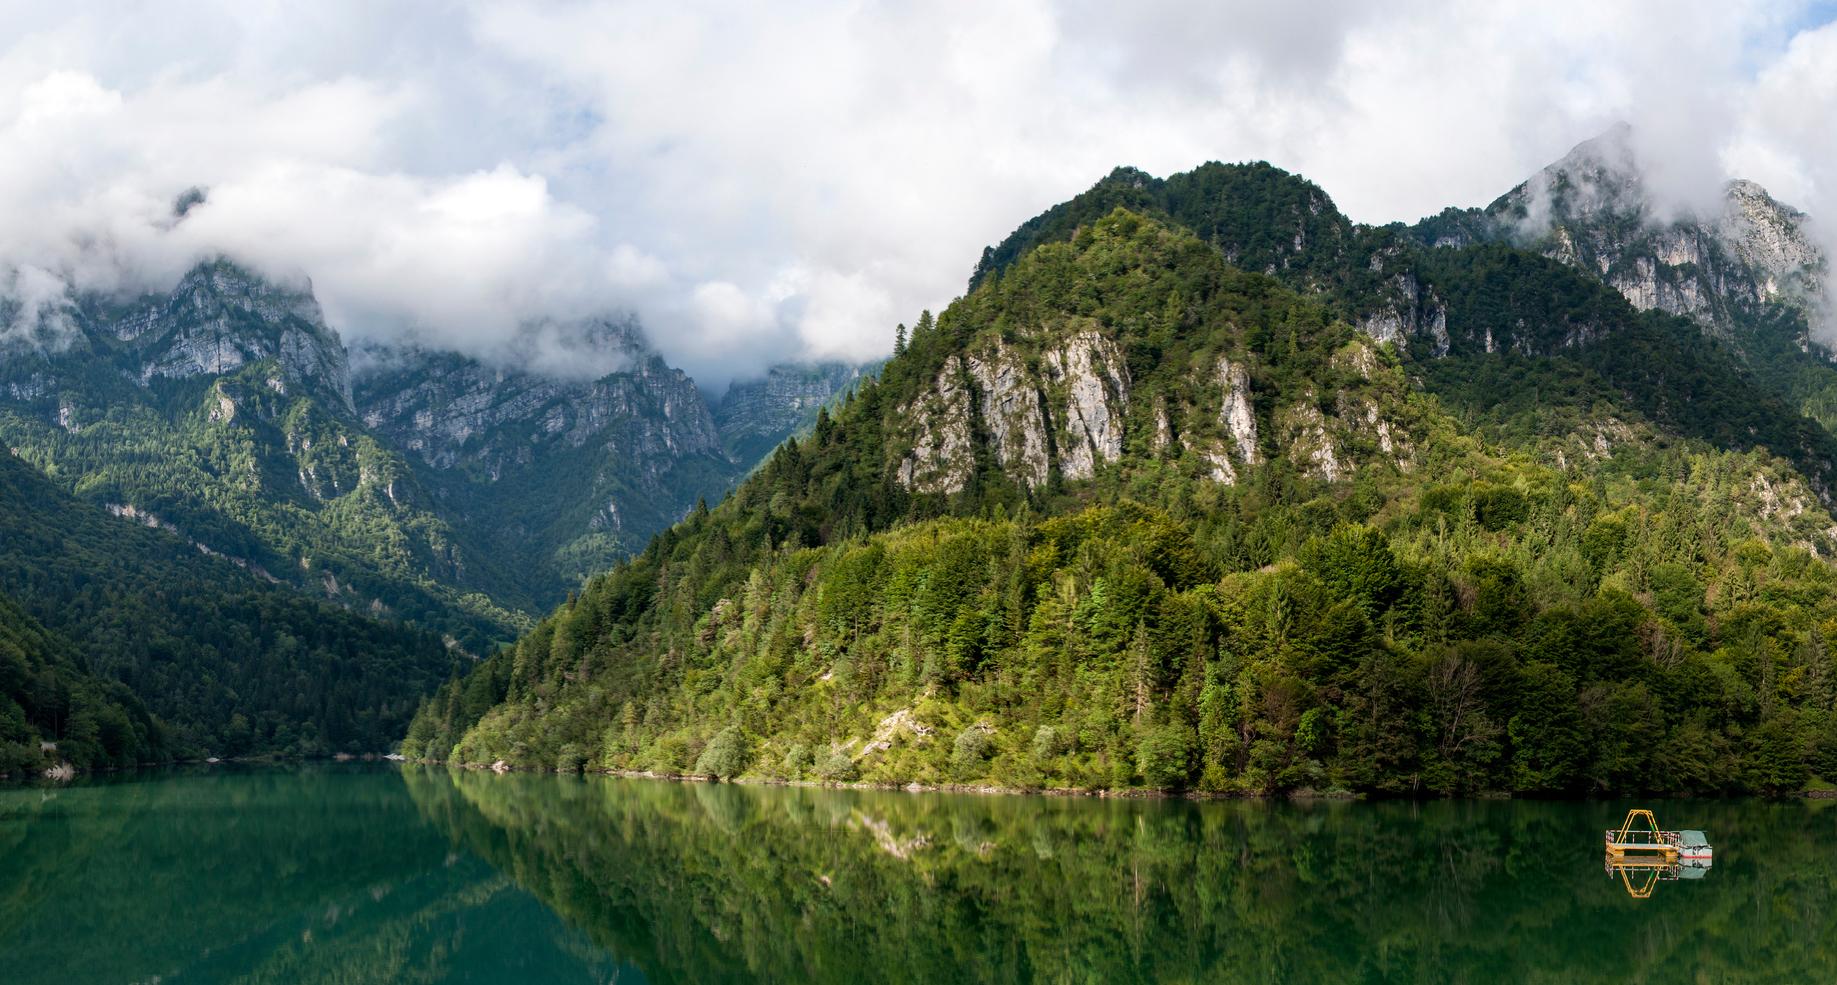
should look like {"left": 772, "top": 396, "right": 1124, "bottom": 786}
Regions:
{"left": 422, "top": 759, "right": 1837, "bottom": 802}
{"left": 12, "top": 756, "right": 1837, "bottom": 800}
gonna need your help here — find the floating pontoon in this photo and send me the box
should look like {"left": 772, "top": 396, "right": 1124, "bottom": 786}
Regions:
{"left": 1604, "top": 809, "right": 1713, "bottom": 862}
{"left": 1603, "top": 810, "right": 1714, "bottom": 898}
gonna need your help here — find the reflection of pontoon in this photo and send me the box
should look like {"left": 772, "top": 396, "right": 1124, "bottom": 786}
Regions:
{"left": 1603, "top": 810, "right": 1714, "bottom": 899}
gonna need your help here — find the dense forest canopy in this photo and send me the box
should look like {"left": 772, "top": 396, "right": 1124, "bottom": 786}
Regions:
{"left": 0, "top": 593, "right": 165, "bottom": 776}
{"left": 0, "top": 449, "right": 460, "bottom": 761}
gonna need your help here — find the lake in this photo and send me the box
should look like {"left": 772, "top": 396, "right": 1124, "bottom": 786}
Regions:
{"left": 1, "top": 766, "right": 1832, "bottom": 983}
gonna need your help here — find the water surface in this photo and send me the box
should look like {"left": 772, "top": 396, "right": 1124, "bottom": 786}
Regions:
{"left": 2, "top": 766, "right": 1832, "bottom": 983}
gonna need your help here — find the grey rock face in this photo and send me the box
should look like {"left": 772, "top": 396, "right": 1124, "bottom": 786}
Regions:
{"left": 1276, "top": 394, "right": 1344, "bottom": 483}
{"left": 115, "top": 260, "right": 353, "bottom": 409}
{"left": 1357, "top": 266, "right": 1449, "bottom": 357}
{"left": 896, "top": 356, "right": 977, "bottom": 494}
{"left": 967, "top": 345, "right": 1050, "bottom": 488}
{"left": 895, "top": 328, "right": 1132, "bottom": 493}
{"left": 895, "top": 326, "right": 1419, "bottom": 494}
{"left": 1045, "top": 330, "right": 1130, "bottom": 481}
{"left": 1188, "top": 354, "right": 1261, "bottom": 483}
{"left": 714, "top": 361, "right": 864, "bottom": 462}
{"left": 355, "top": 325, "right": 724, "bottom": 482}
{"left": 1493, "top": 126, "right": 1828, "bottom": 344}
{"left": 1722, "top": 179, "right": 1827, "bottom": 314}
{"left": 1218, "top": 355, "right": 1259, "bottom": 464}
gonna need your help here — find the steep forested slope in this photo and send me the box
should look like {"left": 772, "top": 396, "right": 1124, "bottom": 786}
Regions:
{"left": 0, "top": 592, "right": 166, "bottom": 776}
{"left": 410, "top": 208, "right": 1837, "bottom": 795}
{"left": 0, "top": 448, "right": 456, "bottom": 756}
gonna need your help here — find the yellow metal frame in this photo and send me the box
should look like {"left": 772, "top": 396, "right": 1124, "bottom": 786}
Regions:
{"left": 1616, "top": 866, "right": 1663, "bottom": 899}
{"left": 1606, "top": 855, "right": 1678, "bottom": 899}
{"left": 1606, "top": 809, "right": 1677, "bottom": 858}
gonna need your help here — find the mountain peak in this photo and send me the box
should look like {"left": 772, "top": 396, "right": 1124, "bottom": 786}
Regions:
{"left": 1559, "top": 121, "right": 1635, "bottom": 165}
{"left": 119, "top": 258, "right": 353, "bottom": 409}
{"left": 1509, "top": 122, "right": 1644, "bottom": 224}
{"left": 972, "top": 160, "right": 1352, "bottom": 291}
{"left": 168, "top": 257, "right": 325, "bottom": 327}
{"left": 1447, "top": 124, "right": 1830, "bottom": 344}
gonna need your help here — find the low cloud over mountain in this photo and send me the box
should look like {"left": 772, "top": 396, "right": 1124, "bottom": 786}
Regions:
{"left": 4, "top": 1, "right": 1837, "bottom": 384}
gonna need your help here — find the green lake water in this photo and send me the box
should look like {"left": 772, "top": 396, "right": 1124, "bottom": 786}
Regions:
{"left": 1, "top": 767, "right": 1832, "bottom": 983}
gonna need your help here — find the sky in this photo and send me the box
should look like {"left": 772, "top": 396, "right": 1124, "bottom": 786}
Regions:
{"left": 2, "top": 1, "right": 1836, "bottom": 388}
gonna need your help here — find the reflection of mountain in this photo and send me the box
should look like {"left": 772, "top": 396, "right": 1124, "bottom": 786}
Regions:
{"left": 405, "top": 769, "right": 1837, "bottom": 983}
{"left": 0, "top": 768, "right": 630, "bottom": 984}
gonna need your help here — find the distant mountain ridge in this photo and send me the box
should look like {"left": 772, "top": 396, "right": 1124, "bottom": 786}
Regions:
{"left": 0, "top": 255, "right": 863, "bottom": 759}
{"left": 0, "top": 261, "right": 865, "bottom": 636}
{"left": 355, "top": 326, "right": 744, "bottom": 587}
{"left": 715, "top": 361, "right": 870, "bottom": 464}
{"left": 0, "top": 260, "right": 525, "bottom": 647}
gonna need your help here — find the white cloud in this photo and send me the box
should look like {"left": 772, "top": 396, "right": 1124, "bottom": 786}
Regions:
{"left": 2, "top": 263, "right": 81, "bottom": 351}
{"left": 0, "top": 1, "right": 1834, "bottom": 386}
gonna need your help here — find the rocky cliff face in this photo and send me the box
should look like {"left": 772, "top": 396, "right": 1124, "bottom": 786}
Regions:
{"left": 1449, "top": 125, "right": 1829, "bottom": 349}
{"left": 1355, "top": 252, "right": 1452, "bottom": 357}
{"left": 894, "top": 328, "right": 1135, "bottom": 493}
{"left": 113, "top": 260, "right": 353, "bottom": 408}
{"left": 1190, "top": 354, "right": 1259, "bottom": 483}
{"left": 356, "top": 323, "right": 723, "bottom": 481}
{"left": 891, "top": 316, "right": 1415, "bottom": 496}
{"left": 715, "top": 362, "right": 865, "bottom": 464}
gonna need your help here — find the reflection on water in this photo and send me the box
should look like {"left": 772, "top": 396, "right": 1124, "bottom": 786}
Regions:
{"left": 0, "top": 766, "right": 630, "bottom": 984}
{"left": 1605, "top": 858, "right": 1714, "bottom": 899}
{"left": 402, "top": 773, "right": 1836, "bottom": 984}
{"left": 3, "top": 766, "right": 1835, "bottom": 983}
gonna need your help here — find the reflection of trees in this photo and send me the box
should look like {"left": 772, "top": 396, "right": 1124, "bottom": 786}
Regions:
{"left": 404, "top": 771, "right": 1837, "bottom": 984}
{"left": 0, "top": 768, "right": 620, "bottom": 985}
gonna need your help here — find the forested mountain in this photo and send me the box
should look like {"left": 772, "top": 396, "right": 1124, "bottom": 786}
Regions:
{"left": 0, "top": 447, "right": 456, "bottom": 758}
{"left": 0, "top": 249, "right": 860, "bottom": 764}
{"left": 411, "top": 138, "right": 1837, "bottom": 796}
{"left": 0, "top": 261, "right": 527, "bottom": 650}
